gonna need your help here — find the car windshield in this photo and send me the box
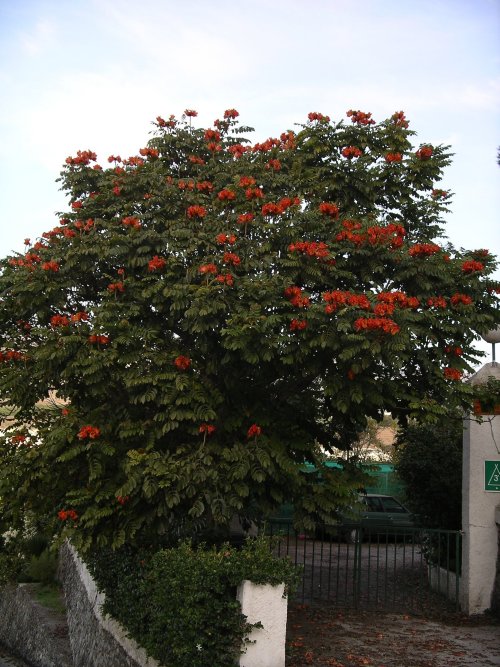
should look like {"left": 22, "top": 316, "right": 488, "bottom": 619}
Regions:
{"left": 379, "top": 497, "right": 407, "bottom": 513}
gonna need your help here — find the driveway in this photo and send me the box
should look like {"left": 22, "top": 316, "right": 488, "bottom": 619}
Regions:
{"left": 286, "top": 604, "right": 500, "bottom": 667}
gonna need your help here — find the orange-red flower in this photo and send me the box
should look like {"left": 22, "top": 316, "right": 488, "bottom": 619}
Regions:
{"left": 77, "top": 425, "right": 101, "bottom": 440}
{"left": 184, "top": 109, "right": 198, "bottom": 117}
{"left": 174, "top": 355, "right": 191, "bottom": 370}
{"left": 290, "top": 319, "right": 307, "bottom": 331}
{"left": 50, "top": 314, "right": 70, "bottom": 327}
{"left": 462, "top": 260, "right": 484, "bottom": 274}
{"left": 187, "top": 205, "right": 207, "bottom": 219}
{"left": 385, "top": 152, "right": 402, "bottom": 163}
{"left": 342, "top": 146, "right": 362, "bottom": 159}
{"left": 217, "top": 188, "right": 236, "bottom": 201}
{"left": 247, "top": 424, "right": 262, "bottom": 438}
{"left": 224, "top": 109, "right": 239, "bottom": 119}
{"left": 148, "top": 255, "right": 167, "bottom": 272}
{"left": 222, "top": 252, "right": 241, "bottom": 266}
{"left": 42, "top": 261, "right": 60, "bottom": 272}
{"left": 199, "top": 263, "right": 218, "bottom": 274}
{"left": 237, "top": 213, "right": 254, "bottom": 225}
{"left": 319, "top": 202, "right": 339, "bottom": 218}
{"left": 354, "top": 317, "right": 400, "bottom": 335}
{"left": 415, "top": 145, "right": 433, "bottom": 160}
{"left": 444, "top": 367, "right": 463, "bottom": 381}
{"left": 199, "top": 423, "right": 216, "bottom": 434}
{"left": 108, "top": 282, "right": 125, "bottom": 293}
{"left": 346, "top": 109, "right": 375, "bottom": 125}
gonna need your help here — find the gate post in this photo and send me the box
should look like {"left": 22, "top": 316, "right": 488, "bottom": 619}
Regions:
{"left": 461, "top": 361, "right": 500, "bottom": 615}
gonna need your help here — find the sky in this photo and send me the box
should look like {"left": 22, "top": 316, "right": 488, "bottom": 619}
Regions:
{"left": 0, "top": 0, "right": 499, "bottom": 363}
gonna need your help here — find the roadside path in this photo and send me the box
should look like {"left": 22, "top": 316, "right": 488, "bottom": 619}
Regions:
{"left": 0, "top": 645, "right": 30, "bottom": 667}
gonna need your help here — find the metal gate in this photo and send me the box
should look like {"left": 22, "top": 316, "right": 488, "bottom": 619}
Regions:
{"left": 268, "top": 520, "right": 462, "bottom": 613}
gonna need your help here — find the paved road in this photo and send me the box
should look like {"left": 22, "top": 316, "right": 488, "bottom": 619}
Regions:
{"left": 0, "top": 645, "right": 30, "bottom": 667}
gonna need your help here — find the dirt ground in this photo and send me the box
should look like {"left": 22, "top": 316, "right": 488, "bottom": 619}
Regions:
{"left": 285, "top": 603, "right": 500, "bottom": 667}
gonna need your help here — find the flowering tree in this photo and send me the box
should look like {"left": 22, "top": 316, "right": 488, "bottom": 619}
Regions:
{"left": 0, "top": 108, "right": 498, "bottom": 550}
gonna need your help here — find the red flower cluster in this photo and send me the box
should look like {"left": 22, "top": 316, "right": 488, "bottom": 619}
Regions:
{"left": 50, "top": 314, "right": 70, "bottom": 327}
{"left": 319, "top": 202, "right": 340, "bottom": 218}
{"left": 222, "top": 252, "right": 241, "bottom": 266}
{"left": 228, "top": 144, "right": 250, "bottom": 158}
{"left": 74, "top": 219, "right": 94, "bottom": 232}
{"left": 385, "top": 152, "right": 402, "bottom": 163}
{"left": 391, "top": 111, "right": 409, "bottom": 128}
{"left": 444, "top": 367, "right": 463, "bottom": 381}
{"left": 189, "top": 155, "right": 205, "bottom": 165}
{"left": 217, "top": 188, "right": 236, "bottom": 201}
{"left": 266, "top": 159, "right": 281, "bottom": 171}
{"left": 58, "top": 509, "right": 78, "bottom": 521}
{"left": 335, "top": 222, "right": 405, "bottom": 248}
{"left": 148, "top": 255, "right": 167, "bottom": 272}
{"left": 187, "top": 205, "right": 207, "bottom": 219}
{"left": 123, "top": 156, "right": 145, "bottom": 166}
{"left": 216, "top": 233, "right": 236, "bottom": 245}
{"left": 323, "top": 291, "right": 371, "bottom": 313}
{"left": 207, "top": 141, "right": 222, "bottom": 152}
{"left": 450, "top": 293, "right": 473, "bottom": 306}
{"left": 139, "top": 147, "right": 159, "bottom": 158}
{"left": 245, "top": 187, "right": 263, "bottom": 200}
{"left": 71, "top": 311, "right": 89, "bottom": 323}
{"left": 199, "top": 423, "right": 216, "bottom": 434}
{"left": 408, "top": 243, "right": 441, "bottom": 257}
{"left": 199, "top": 263, "right": 218, "bottom": 274}
{"left": 289, "top": 241, "right": 329, "bottom": 259}
{"left": 308, "top": 112, "right": 330, "bottom": 122}
{"left": 11, "top": 434, "right": 26, "bottom": 444}
{"left": 415, "top": 146, "right": 433, "bottom": 160}
{"left": 205, "top": 129, "right": 221, "bottom": 142}
{"left": 122, "top": 216, "right": 141, "bottom": 230}
{"left": 427, "top": 296, "right": 447, "bottom": 308}
{"left": 108, "top": 155, "right": 122, "bottom": 162}
{"left": 445, "top": 345, "right": 463, "bottom": 356}
{"left": 354, "top": 317, "right": 400, "bottom": 335}
{"left": 376, "top": 291, "right": 419, "bottom": 309}
{"left": 88, "top": 334, "right": 110, "bottom": 345}
{"left": 342, "top": 146, "right": 363, "bottom": 159}
{"left": 252, "top": 137, "right": 282, "bottom": 152}
{"left": 42, "top": 261, "right": 60, "bottom": 272}
{"left": 284, "top": 286, "right": 310, "bottom": 308}
{"left": 117, "top": 496, "right": 130, "bottom": 505}
{"left": 65, "top": 150, "right": 97, "bottom": 166}
{"left": 224, "top": 109, "right": 239, "bottom": 119}
{"left": 237, "top": 213, "right": 254, "bottom": 225}
{"left": 247, "top": 424, "right": 262, "bottom": 438}
{"left": 77, "top": 425, "right": 101, "bottom": 440}
{"left": 184, "top": 109, "right": 198, "bottom": 117}
{"left": 216, "top": 273, "right": 234, "bottom": 286}
{"left": 431, "top": 189, "right": 449, "bottom": 199}
{"left": 192, "top": 180, "right": 212, "bottom": 193}
{"left": 108, "top": 282, "right": 125, "bottom": 293}
{"left": 290, "top": 319, "right": 307, "bottom": 331}
{"left": 174, "top": 355, "right": 191, "bottom": 370}
{"left": 239, "top": 176, "right": 256, "bottom": 187}
{"left": 462, "top": 260, "right": 484, "bottom": 274}
{"left": 0, "top": 349, "right": 25, "bottom": 362}
{"left": 347, "top": 109, "right": 375, "bottom": 125}
{"left": 179, "top": 178, "right": 194, "bottom": 189}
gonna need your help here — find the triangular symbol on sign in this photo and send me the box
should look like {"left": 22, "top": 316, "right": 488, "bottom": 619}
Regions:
{"left": 487, "top": 463, "right": 500, "bottom": 486}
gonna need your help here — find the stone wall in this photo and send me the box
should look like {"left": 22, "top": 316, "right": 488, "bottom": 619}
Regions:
{"left": 58, "top": 542, "right": 160, "bottom": 667}
{"left": 0, "top": 583, "right": 73, "bottom": 667}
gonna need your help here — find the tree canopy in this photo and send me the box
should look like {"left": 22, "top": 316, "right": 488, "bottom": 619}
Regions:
{"left": 0, "top": 108, "right": 498, "bottom": 550}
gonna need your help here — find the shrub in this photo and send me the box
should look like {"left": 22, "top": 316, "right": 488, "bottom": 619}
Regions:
{"left": 87, "top": 536, "right": 300, "bottom": 667}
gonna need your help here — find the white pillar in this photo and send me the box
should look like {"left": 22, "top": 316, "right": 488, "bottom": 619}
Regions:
{"left": 461, "top": 362, "right": 500, "bottom": 614}
{"left": 237, "top": 581, "right": 287, "bottom": 667}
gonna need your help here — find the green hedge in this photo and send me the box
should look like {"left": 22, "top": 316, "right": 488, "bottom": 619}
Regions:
{"left": 87, "top": 536, "right": 300, "bottom": 667}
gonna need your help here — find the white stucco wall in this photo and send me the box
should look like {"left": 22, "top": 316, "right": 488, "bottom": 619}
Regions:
{"left": 461, "top": 362, "right": 500, "bottom": 615}
{"left": 237, "top": 581, "right": 287, "bottom": 667}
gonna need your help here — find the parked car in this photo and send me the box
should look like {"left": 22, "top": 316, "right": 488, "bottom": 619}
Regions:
{"left": 339, "top": 493, "right": 417, "bottom": 542}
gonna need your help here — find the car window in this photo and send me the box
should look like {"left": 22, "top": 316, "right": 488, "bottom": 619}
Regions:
{"left": 379, "top": 496, "right": 407, "bottom": 513}
{"left": 365, "top": 496, "right": 383, "bottom": 511}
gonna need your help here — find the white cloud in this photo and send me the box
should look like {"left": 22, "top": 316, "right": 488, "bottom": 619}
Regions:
{"left": 19, "top": 18, "right": 56, "bottom": 55}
